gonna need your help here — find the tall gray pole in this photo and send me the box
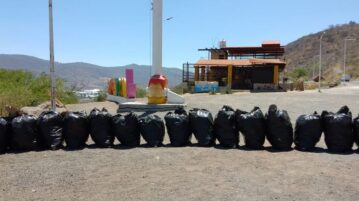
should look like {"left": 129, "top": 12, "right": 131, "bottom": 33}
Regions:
{"left": 318, "top": 32, "right": 325, "bottom": 93}
{"left": 49, "top": 0, "right": 56, "bottom": 111}
{"left": 343, "top": 38, "right": 356, "bottom": 85}
{"left": 152, "top": 0, "right": 162, "bottom": 75}
{"left": 313, "top": 61, "right": 315, "bottom": 78}
{"left": 312, "top": 55, "right": 319, "bottom": 78}
{"left": 344, "top": 39, "right": 347, "bottom": 85}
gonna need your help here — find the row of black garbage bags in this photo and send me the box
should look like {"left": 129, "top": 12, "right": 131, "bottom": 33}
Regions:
{"left": 1, "top": 105, "right": 359, "bottom": 153}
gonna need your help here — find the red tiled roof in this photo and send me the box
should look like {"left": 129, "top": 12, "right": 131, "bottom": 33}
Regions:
{"left": 194, "top": 59, "right": 286, "bottom": 67}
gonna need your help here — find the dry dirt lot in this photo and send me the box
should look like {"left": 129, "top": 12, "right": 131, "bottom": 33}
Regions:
{"left": 1, "top": 84, "right": 359, "bottom": 201}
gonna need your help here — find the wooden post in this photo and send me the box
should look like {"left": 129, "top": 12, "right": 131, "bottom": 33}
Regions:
{"left": 207, "top": 66, "right": 212, "bottom": 82}
{"left": 227, "top": 65, "right": 233, "bottom": 93}
{"left": 273, "top": 65, "right": 279, "bottom": 84}
{"left": 200, "top": 67, "right": 205, "bottom": 81}
{"left": 194, "top": 66, "right": 199, "bottom": 81}
{"left": 208, "top": 66, "right": 214, "bottom": 81}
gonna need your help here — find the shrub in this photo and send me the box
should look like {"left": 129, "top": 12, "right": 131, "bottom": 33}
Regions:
{"left": 96, "top": 91, "right": 107, "bottom": 102}
{"left": 0, "top": 69, "right": 78, "bottom": 116}
{"left": 136, "top": 86, "right": 147, "bottom": 98}
{"left": 288, "top": 68, "right": 309, "bottom": 81}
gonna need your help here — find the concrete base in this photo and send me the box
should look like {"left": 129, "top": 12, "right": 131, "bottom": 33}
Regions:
{"left": 108, "top": 90, "right": 186, "bottom": 113}
{"left": 253, "top": 83, "right": 279, "bottom": 91}
{"left": 166, "top": 89, "right": 185, "bottom": 104}
{"left": 117, "top": 102, "right": 186, "bottom": 113}
{"left": 106, "top": 94, "right": 136, "bottom": 104}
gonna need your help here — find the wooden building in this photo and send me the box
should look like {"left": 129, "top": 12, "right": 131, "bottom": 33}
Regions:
{"left": 183, "top": 41, "right": 286, "bottom": 91}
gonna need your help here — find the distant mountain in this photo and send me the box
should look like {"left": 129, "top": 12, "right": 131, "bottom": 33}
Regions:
{"left": 0, "top": 54, "right": 183, "bottom": 89}
{"left": 3, "top": 22, "right": 358, "bottom": 88}
{"left": 285, "top": 22, "right": 359, "bottom": 79}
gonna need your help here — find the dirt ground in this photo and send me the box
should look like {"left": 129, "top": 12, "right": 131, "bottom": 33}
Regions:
{"left": 1, "top": 83, "right": 359, "bottom": 201}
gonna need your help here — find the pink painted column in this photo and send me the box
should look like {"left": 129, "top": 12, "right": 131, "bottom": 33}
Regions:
{"left": 126, "top": 69, "right": 136, "bottom": 98}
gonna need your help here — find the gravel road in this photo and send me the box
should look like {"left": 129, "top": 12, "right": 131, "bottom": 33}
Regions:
{"left": 1, "top": 85, "right": 358, "bottom": 201}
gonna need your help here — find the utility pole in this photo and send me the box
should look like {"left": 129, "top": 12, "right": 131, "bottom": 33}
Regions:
{"left": 312, "top": 55, "right": 319, "bottom": 78}
{"left": 318, "top": 32, "right": 325, "bottom": 93}
{"left": 343, "top": 38, "right": 356, "bottom": 85}
{"left": 49, "top": 0, "right": 56, "bottom": 111}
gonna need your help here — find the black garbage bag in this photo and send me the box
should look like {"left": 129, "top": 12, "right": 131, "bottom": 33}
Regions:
{"left": 11, "top": 115, "right": 39, "bottom": 151}
{"left": 138, "top": 113, "right": 165, "bottom": 147}
{"left": 189, "top": 108, "right": 214, "bottom": 147}
{"left": 236, "top": 107, "right": 266, "bottom": 149}
{"left": 3, "top": 117, "right": 14, "bottom": 152}
{"left": 89, "top": 108, "right": 114, "bottom": 148}
{"left": 354, "top": 115, "right": 359, "bottom": 147}
{"left": 164, "top": 108, "right": 191, "bottom": 147}
{"left": 265, "top": 104, "right": 293, "bottom": 150}
{"left": 112, "top": 113, "right": 140, "bottom": 147}
{"left": 0, "top": 117, "right": 8, "bottom": 153}
{"left": 63, "top": 112, "right": 89, "bottom": 149}
{"left": 214, "top": 106, "right": 238, "bottom": 148}
{"left": 38, "top": 111, "right": 64, "bottom": 150}
{"left": 294, "top": 112, "right": 322, "bottom": 151}
{"left": 322, "top": 106, "right": 354, "bottom": 152}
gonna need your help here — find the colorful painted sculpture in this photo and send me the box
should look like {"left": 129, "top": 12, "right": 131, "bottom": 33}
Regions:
{"left": 148, "top": 74, "right": 168, "bottom": 104}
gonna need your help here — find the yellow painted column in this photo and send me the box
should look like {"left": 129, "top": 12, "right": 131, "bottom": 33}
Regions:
{"left": 273, "top": 65, "right": 279, "bottom": 84}
{"left": 227, "top": 65, "right": 233, "bottom": 93}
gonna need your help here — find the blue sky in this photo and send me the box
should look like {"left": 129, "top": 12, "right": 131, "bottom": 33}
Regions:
{"left": 0, "top": 0, "right": 358, "bottom": 68}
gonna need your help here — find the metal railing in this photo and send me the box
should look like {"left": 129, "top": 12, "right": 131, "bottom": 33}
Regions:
{"left": 182, "top": 62, "right": 195, "bottom": 84}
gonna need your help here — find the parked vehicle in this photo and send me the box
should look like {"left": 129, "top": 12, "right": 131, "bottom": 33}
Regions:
{"left": 341, "top": 74, "right": 351, "bottom": 82}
